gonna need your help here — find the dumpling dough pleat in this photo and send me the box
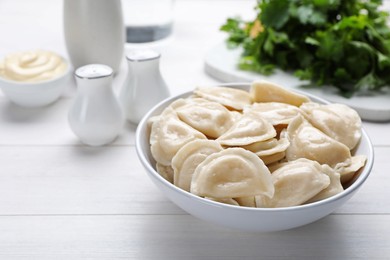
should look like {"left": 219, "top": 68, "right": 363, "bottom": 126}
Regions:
{"left": 246, "top": 102, "right": 302, "bottom": 126}
{"left": 151, "top": 107, "right": 207, "bottom": 166}
{"left": 334, "top": 155, "right": 367, "bottom": 184}
{"left": 256, "top": 158, "right": 330, "bottom": 208}
{"left": 260, "top": 151, "right": 286, "bottom": 165}
{"left": 194, "top": 86, "right": 252, "bottom": 110}
{"left": 176, "top": 100, "right": 234, "bottom": 138}
{"left": 191, "top": 148, "right": 274, "bottom": 199}
{"left": 241, "top": 137, "right": 289, "bottom": 157}
{"left": 286, "top": 116, "right": 351, "bottom": 167}
{"left": 217, "top": 111, "right": 276, "bottom": 146}
{"left": 301, "top": 103, "right": 362, "bottom": 150}
{"left": 305, "top": 164, "right": 344, "bottom": 203}
{"left": 250, "top": 80, "right": 310, "bottom": 106}
{"left": 241, "top": 137, "right": 289, "bottom": 165}
{"left": 172, "top": 139, "right": 223, "bottom": 192}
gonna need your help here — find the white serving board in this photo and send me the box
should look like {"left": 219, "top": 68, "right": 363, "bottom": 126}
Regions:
{"left": 205, "top": 42, "right": 390, "bottom": 122}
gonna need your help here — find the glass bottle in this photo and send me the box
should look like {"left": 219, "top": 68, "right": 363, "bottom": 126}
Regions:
{"left": 63, "top": 0, "right": 125, "bottom": 73}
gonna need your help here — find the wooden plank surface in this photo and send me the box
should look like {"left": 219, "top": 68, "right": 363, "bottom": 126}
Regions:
{"left": 0, "top": 146, "right": 183, "bottom": 215}
{"left": 0, "top": 215, "right": 389, "bottom": 259}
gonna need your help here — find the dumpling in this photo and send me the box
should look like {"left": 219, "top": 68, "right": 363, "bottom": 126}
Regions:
{"left": 246, "top": 102, "right": 302, "bottom": 126}
{"left": 217, "top": 111, "right": 276, "bottom": 146}
{"left": 286, "top": 116, "right": 351, "bottom": 167}
{"left": 190, "top": 148, "right": 274, "bottom": 199}
{"left": 149, "top": 116, "right": 161, "bottom": 146}
{"left": 334, "top": 155, "right": 367, "bottom": 184}
{"left": 241, "top": 137, "right": 289, "bottom": 164}
{"left": 150, "top": 119, "right": 172, "bottom": 165}
{"left": 256, "top": 158, "right": 330, "bottom": 208}
{"left": 235, "top": 196, "right": 256, "bottom": 207}
{"left": 156, "top": 163, "right": 174, "bottom": 183}
{"left": 176, "top": 100, "right": 234, "bottom": 138}
{"left": 171, "top": 139, "right": 223, "bottom": 192}
{"left": 150, "top": 107, "right": 207, "bottom": 166}
{"left": 194, "top": 86, "right": 252, "bottom": 110}
{"left": 301, "top": 103, "right": 362, "bottom": 150}
{"left": 250, "top": 80, "right": 310, "bottom": 106}
{"left": 167, "top": 98, "right": 192, "bottom": 110}
{"left": 259, "top": 151, "right": 286, "bottom": 165}
{"left": 170, "top": 97, "right": 215, "bottom": 110}
{"left": 305, "top": 164, "right": 344, "bottom": 203}
{"left": 241, "top": 137, "right": 289, "bottom": 157}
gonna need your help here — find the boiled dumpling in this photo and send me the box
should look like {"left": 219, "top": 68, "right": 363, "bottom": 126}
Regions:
{"left": 246, "top": 102, "right": 302, "bottom": 126}
{"left": 256, "top": 158, "right": 330, "bottom": 208}
{"left": 241, "top": 137, "right": 289, "bottom": 165}
{"left": 217, "top": 111, "right": 276, "bottom": 146}
{"left": 334, "top": 155, "right": 367, "bottom": 184}
{"left": 176, "top": 100, "right": 234, "bottom": 138}
{"left": 194, "top": 86, "right": 252, "bottom": 110}
{"left": 172, "top": 139, "right": 223, "bottom": 192}
{"left": 250, "top": 80, "right": 310, "bottom": 106}
{"left": 156, "top": 163, "right": 174, "bottom": 183}
{"left": 191, "top": 148, "right": 274, "bottom": 199}
{"left": 301, "top": 103, "right": 362, "bottom": 150}
{"left": 241, "top": 137, "right": 289, "bottom": 157}
{"left": 167, "top": 98, "right": 192, "bottom": 110}
{"left": 169, "top": 97, "right": 216, "bottom": 111}
{"left": 149, "top": 116, "right": 161, "bottom": 146}
{"left": 286, "top": 116, "right": 351, "bottom": 167}
{"left": 305, "top": 164, "right": 344, "bottom": 203}
{"left": 259, "top": 151, "right": 286, "bottom": 165}
{"left": 151, "top": 107, "right": 207, "bottom": 166}
{"left": 150, "top": 119, "right": 172, "bottom": 165}
{"left": 234, "top": 196, "right": 256, "bottom": 207}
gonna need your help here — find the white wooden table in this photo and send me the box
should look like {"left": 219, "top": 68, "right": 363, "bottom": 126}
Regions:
{"left": 1, "top": 0, "right": 390, "bottom": 259}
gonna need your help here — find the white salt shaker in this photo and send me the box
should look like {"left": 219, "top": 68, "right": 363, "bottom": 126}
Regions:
{"left": 68, "top": 64, "right": 124, "bottom": 146}
{"left": 119, "top": 49, "right": 170, "bottom": 124}
{"left": 63, "top": 0, "right": 124, "bottom": 73}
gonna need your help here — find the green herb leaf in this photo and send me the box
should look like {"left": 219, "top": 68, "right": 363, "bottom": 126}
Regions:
{"left": 221, "top": 0, "right": 390, "bottom": 96}
{"left": 259, "top": 0, "right": 290, "bottom": 30}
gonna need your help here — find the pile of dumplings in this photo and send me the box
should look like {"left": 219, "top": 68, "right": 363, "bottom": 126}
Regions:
{"left": 148, "top": 80, "right": 366, "bottom": 208}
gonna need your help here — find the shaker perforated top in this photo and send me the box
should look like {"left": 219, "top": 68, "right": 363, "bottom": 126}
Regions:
{"left": 75, "top": 64, "right": 113, "bottom": 79}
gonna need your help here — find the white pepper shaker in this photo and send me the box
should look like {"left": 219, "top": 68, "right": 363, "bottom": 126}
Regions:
{"left": 119, "top": 49, "right": 170, "bottom": 124}
{"left": 69, "top": 64, "right": 124, "bottom": 146}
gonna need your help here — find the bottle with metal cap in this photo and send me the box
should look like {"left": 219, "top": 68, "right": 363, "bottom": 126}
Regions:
{"left": 68, "top": 64, "right": 124, "bottom": 146}
{"left": 119, "top": 49, "right": 170, "bottom": 124}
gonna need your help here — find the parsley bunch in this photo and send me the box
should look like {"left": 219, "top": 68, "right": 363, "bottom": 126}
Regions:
{"left": 221, "top": 0, "right": 390, "bottom": 96}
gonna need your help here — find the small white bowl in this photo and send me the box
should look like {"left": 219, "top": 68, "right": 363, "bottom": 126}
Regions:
{"left": 0, "top": 59, "right": 71, "bottom": 107}
{"left": 135, "top": 83, "right": 374, "bottom": 232}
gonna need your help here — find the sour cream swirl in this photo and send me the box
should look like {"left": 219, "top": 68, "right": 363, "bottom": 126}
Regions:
{"left": 0, "top": 50, "right": 67, "bottom": 82}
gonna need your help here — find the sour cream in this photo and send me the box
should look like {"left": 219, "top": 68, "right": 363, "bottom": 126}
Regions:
{"left": 0, "top": 50, "right": 67, "bottom": 82}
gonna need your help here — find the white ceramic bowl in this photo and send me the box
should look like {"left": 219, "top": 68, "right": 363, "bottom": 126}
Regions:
{"left": 0, "top": 59, "right": 71, "bottom": 107}
{"left": 135, "top": 83, "right": 374, "bottom": 232}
